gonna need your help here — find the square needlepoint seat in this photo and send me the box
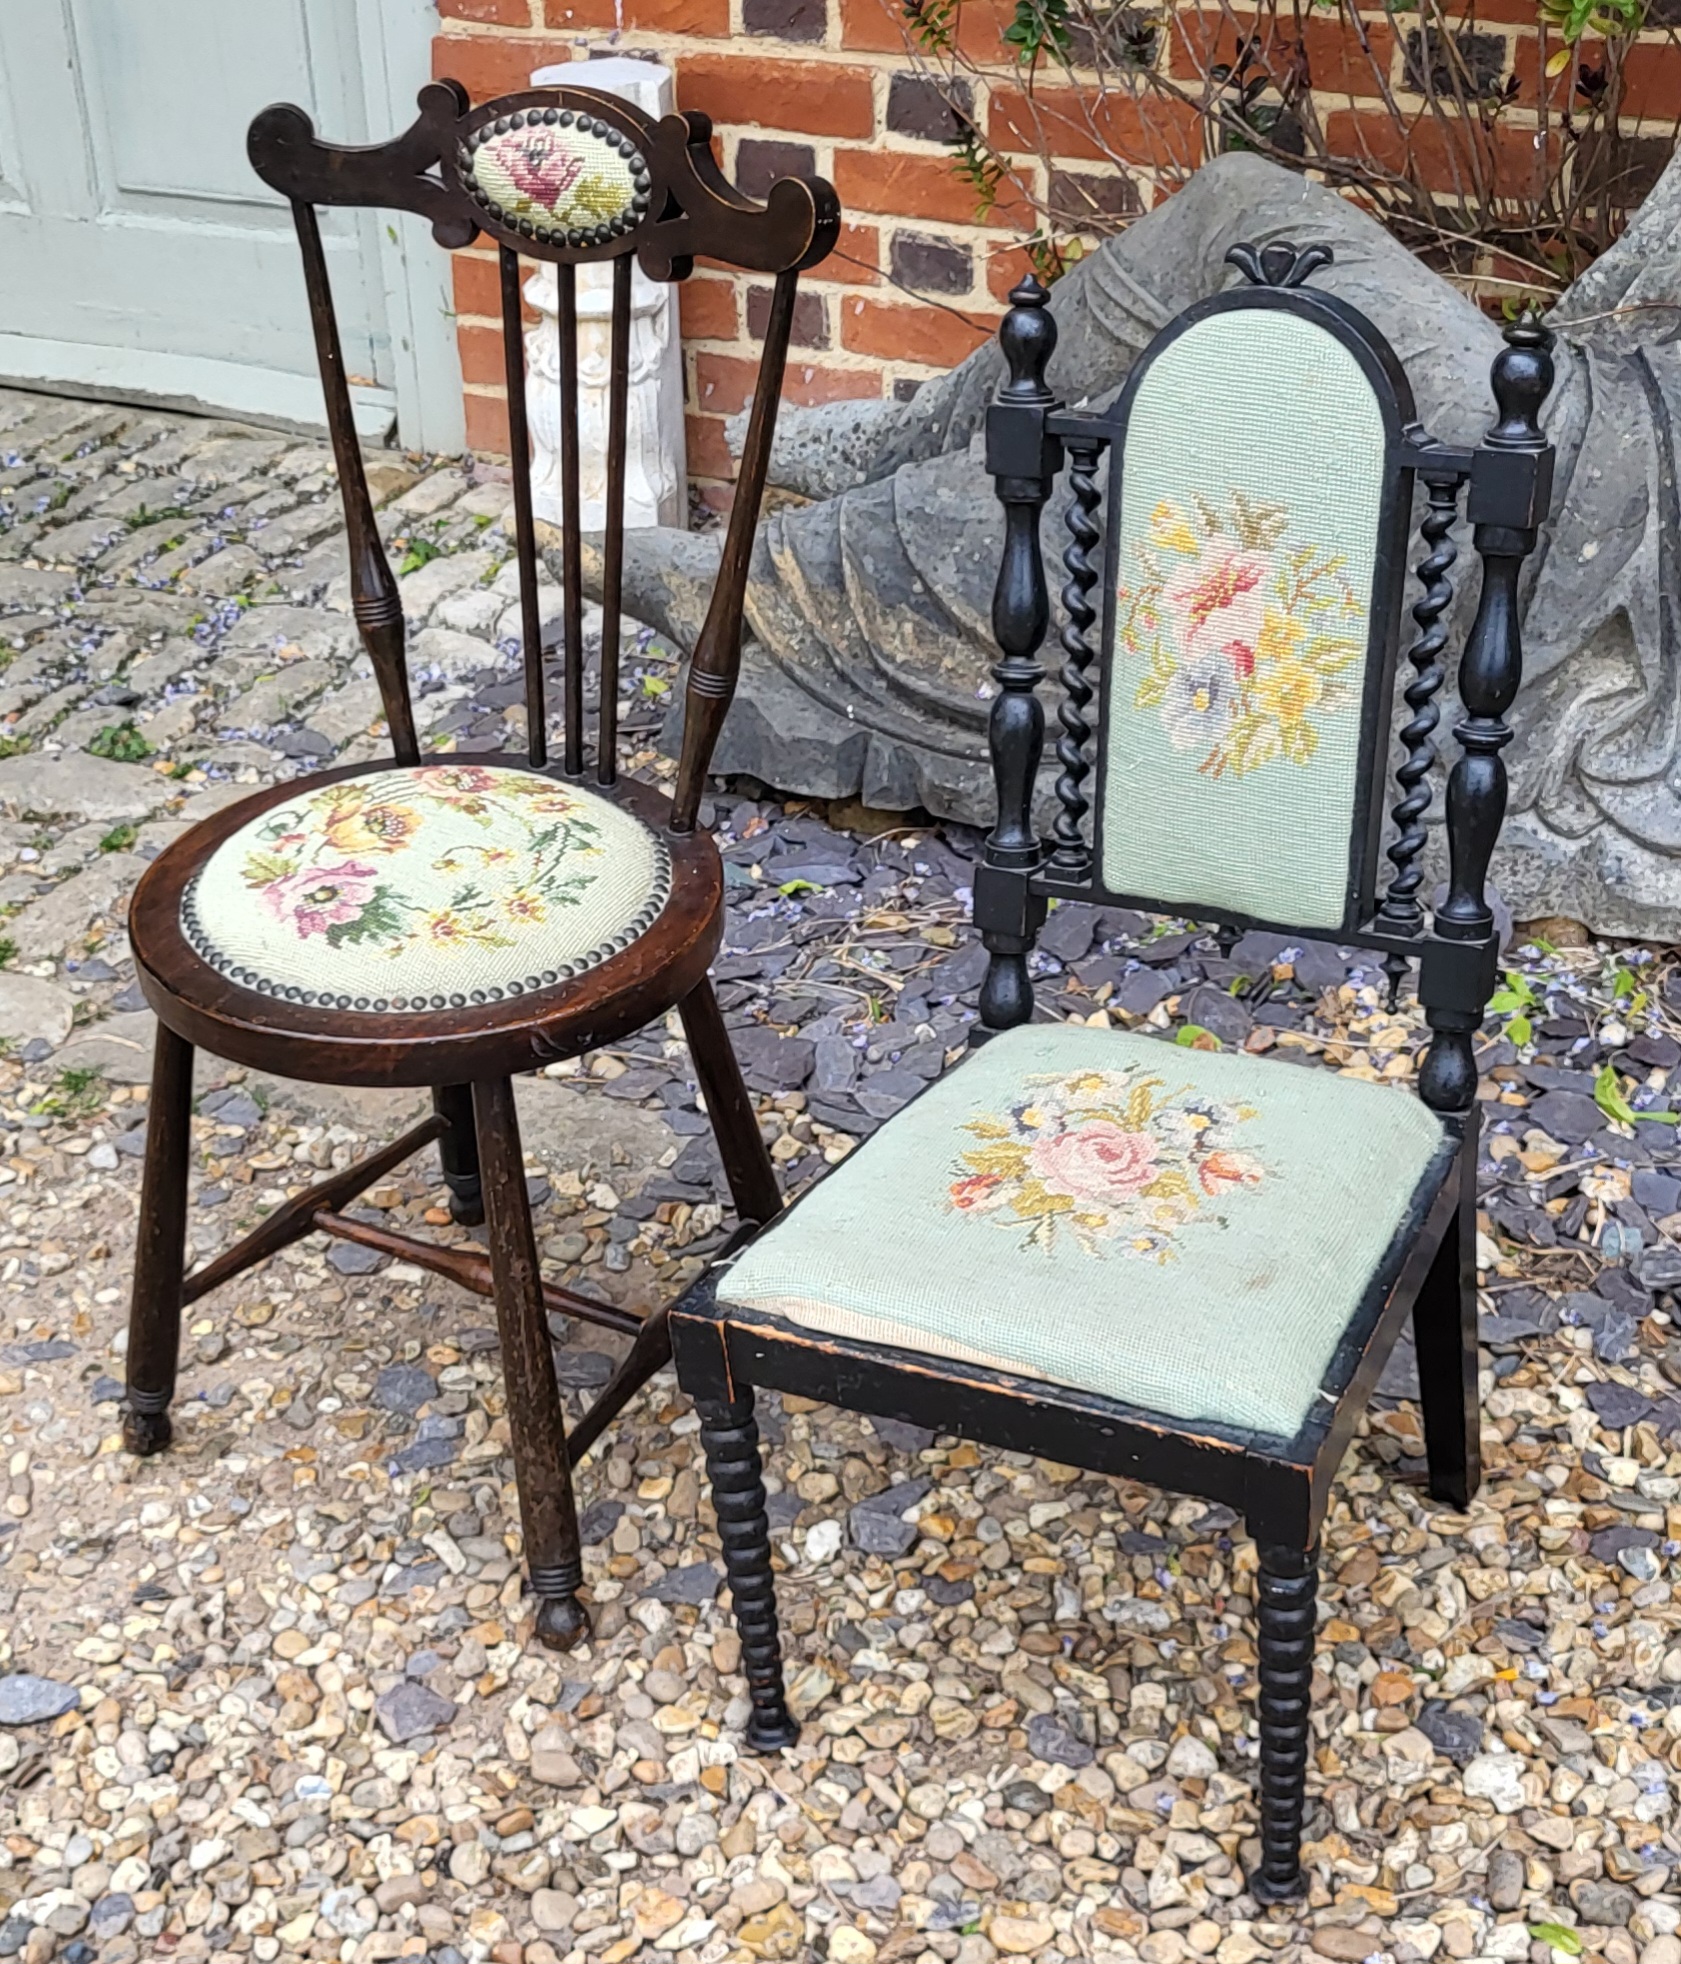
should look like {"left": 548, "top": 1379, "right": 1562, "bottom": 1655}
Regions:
{"left": 713, "top": 1023, "right": 1455, "bottom": 1439}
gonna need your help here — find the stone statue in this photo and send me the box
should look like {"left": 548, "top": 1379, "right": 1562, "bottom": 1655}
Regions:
{"left": 567, "top": 147, "right": 1681, "bottom": 939}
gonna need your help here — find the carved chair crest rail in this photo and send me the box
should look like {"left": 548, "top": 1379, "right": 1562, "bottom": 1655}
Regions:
{"left": 669, "top": 240, "right": 1555, "bottom": 1900}
{"left": 119, "top": 79, "right": 837, "bottom": 1649}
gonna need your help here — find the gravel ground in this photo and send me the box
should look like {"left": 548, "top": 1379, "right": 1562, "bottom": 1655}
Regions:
{"left": 0, "top": 387, "right": 1679, "bottom": 1964}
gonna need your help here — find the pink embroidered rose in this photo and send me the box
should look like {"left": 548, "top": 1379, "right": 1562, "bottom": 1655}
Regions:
{"left": 1163, "top": 543, "right": 1271, "bottom": 673}
{"left": 1030, "top": 1121, "right": 1159, "bottom": 1207}
{"left": 261, "top": 862, "right": 381, "bottom": 940}
{"left": 501, "top": 131, "right": 586, "bottom": 213}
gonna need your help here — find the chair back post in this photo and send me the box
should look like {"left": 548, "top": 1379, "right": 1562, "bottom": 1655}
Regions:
{"left": 290, "top": 197, "right": 419, "bottom": 766}
{"left": 1418, "top": 315, "right": 1555, "bottom": 1114}
{"left": 669, "top": 266, "right": 802, "bottom": 832}
{"left": 975, "top": 277, "right": 1062, "bottom": 1035}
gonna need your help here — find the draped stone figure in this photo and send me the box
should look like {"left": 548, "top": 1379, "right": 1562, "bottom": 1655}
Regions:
{"left": 561, "top": 147, "right": 1681, "bottom": 939}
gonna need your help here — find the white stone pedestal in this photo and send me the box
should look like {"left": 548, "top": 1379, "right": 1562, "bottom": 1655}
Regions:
{"left": 525, "top": 58, "right": 687, "bottom": 532}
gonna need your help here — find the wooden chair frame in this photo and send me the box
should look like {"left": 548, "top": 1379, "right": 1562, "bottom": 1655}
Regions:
{"left": 670, "top": 242, "right": 1556, "bottom": 1898}
{"left": 120, "top": 80, "right": 837, "bottom": 1649}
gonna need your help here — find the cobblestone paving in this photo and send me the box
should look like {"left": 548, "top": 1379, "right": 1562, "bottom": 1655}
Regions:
{"left": 1, "top": 387, "right": 1680, "bottom": 1964}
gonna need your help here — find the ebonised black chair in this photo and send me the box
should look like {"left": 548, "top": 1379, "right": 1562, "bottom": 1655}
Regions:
{"left": 671, "top": 242, "right": 1554, "bottom": 1900}
{"left": 119, "top": 81, "right": 836, "bottom": 1649}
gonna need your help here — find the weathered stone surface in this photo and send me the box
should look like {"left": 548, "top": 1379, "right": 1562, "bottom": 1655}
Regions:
{"left": 0, "top": 973, "right": 75, "bottom": 1049}
{"left": 0, "top": 754, "right": 176, "bottom": 826}
{"left": 597, "top": 145, "right": 1681, "bottom": 937}
{"left": 52, "top": 1009, "right": 157, "bottom": 1084}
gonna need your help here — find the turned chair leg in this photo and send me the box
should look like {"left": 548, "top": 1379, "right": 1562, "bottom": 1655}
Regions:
{"left": 1412, "top": 1166, "right": 1479, "bottom": 1510}
{"left": 123, "top": 1025, "right": 195, "bottom": 1457}
{"left": 472, "top": 1076, "right": 588, "bottom": 1651}
{"left": 699, "top": 1389, "right": 796, "bottom": 1751}
{"left": 433, "top": 1083, "right": 484, "bottom": 1227}
{"left": 1253, "top": 1543, "right": 1318, "bottom": 1904}
{"left": 680, "top": 978, "right": 781, "bottom": 1227}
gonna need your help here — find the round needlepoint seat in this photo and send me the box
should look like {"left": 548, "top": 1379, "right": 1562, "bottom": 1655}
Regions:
{"left": 129, "top": 759, "right": 720, "bottom": 1086}
{"left": 184, "top": 761, "right": 669, "bottom": 1012}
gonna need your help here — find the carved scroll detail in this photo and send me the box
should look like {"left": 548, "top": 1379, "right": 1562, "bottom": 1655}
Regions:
{"left": 1225, "top": 239, "right": 1334, "bottom": 289}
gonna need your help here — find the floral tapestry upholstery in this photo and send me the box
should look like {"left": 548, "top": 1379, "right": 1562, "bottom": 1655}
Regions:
{"left": 717, "top": 1024, "right": 1449, "bottom": 1437}
{"left": 184, "top": 764, "right": 669, "bottom": 1013}
{"left": 1102, "top": 309, "right": 1388, "bottom": 929}
{"left": 458, "top": 109, "right": 652, "bottom": 249}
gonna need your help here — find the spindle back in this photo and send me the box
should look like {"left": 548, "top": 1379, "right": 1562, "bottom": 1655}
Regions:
{"left": 248, "top": 80, "right": 837, "bottom": 825}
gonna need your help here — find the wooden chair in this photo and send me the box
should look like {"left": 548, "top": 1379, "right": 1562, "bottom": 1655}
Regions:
{"left": 671, "top": 244, "right": 1555, "bottom": 1899}
{"left": 119, "top": 80, "right": 836, "bottom": 1650}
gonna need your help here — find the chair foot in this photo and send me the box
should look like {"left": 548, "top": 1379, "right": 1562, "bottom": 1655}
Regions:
{"left": 1250, "top": 1868, "right": 1308, "bottom": 1907}
{"left": 746, "top": 1710, "right": 800, "bottom": 1754}
{"left": 434, "top": 1083, "right": 486, "bottom": 1228}
{"left": 447, "top": 1188, "right": 486, "bottom": 1229}
{"left": 533, "top": 1587, "right": 591, "bottom": 1652}
{"left": 122, "top": 1407, "right": 173, "bottom": 1457}
{"left": 1254, "top": 1543, "right": 1318, "bottom": 1906}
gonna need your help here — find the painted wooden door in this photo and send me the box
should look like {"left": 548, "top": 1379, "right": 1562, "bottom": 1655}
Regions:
{"left": 0, "top": 0, "right": 453, "bottom": 440}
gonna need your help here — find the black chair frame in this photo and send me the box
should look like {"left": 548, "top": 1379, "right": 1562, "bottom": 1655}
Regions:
{"left": 669, "top": 239, "right": 1556, "bottom": 1902}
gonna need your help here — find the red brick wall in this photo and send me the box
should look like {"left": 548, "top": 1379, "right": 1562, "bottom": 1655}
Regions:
{"left": 436, "top": 0, "right": 1037, "bottom": 491}
{"left": 434, "top": 0, "right": 1681, "bottom": 496}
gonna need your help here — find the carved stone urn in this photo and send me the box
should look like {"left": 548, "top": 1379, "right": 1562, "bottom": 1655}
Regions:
{"left": 524, "top": 57, "right": 687, "bottom": 532}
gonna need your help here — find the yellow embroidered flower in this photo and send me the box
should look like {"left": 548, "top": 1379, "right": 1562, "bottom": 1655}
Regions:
{"left": 424, "top": 908, "right": 472, "bottom": 953}
{"left": 1254, "top": 653, "right": 1323, "bottom": 727}
{"left": 324, "top": 800, "right": 421, "bottom": 857}
{"left": 1149, "top": 500, "right": 1198, "bottom": 554}
{"left": 503, "top": 887, "right": 547, "bottom": 928}
{"left": 1123, "top": 490, "right": 1365, "bottom": 778}
{"left": 1253, "top": 606, "right": 1306, "bottom": 670}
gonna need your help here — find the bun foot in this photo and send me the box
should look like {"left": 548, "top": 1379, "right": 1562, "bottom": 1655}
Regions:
{"left": 122, "top": 1408, "right": 173, "bottom": 1457}
{"left": 746, "top": 1713, "right": 799, "bottom": 1753}
{"left": 534, "top": 1593, "right": 590, "bottom": 1652}
{"left": 448, "top": 1189, "right": 485, "bottom": 1228}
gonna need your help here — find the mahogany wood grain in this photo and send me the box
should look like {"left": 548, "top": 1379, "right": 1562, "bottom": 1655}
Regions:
{"left": 312, "top": 1211, "right": 644, "bottom": 1338}
{"left": 473, "top": 1076, "right": 588, "bottom": 1649}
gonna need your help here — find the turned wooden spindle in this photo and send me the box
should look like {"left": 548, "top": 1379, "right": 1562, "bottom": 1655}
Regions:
{"left": 1419, "top": 314, "right": 1555, "bottom": 1114}
{"left": 977, "top": 278, "right": 1061, "bottom": 1033}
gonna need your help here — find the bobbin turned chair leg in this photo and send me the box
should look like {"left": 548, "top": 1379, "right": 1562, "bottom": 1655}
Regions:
{"left": 433, "top": 1084, "right": 484, "bottom": 1227}
{"left": 473, "top": 1077, "right": 588, "bottom": 1650}
{"left": 698, "top": 1389, "right": 797, "bottom": 1751}
{"left": 1252, "top": 1543, "right": 1319, "bottom": 1904}
{"left": 123, "top": 1024, "right": 195, "bottom": 1458}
